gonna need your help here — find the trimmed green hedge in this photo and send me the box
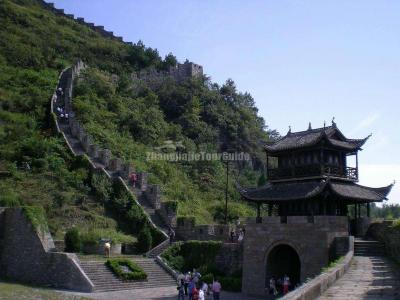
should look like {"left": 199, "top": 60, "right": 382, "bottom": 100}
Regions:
{"left": 202, "top": 274, "right": 242, "bottom": 292}
{"left": 106, "top": 258, "right": 147, "bottom": 280}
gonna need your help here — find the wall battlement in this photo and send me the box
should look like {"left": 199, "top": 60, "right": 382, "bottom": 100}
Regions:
{"left": 39, "top": 1, "right": 203, "bottom": 80}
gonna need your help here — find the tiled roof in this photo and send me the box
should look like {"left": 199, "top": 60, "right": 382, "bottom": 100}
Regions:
{"left": 238, "top": 179, "right": 393, "bottom": 203}
{"left": 265, "top": 125, "right": 369, "bottom": 153}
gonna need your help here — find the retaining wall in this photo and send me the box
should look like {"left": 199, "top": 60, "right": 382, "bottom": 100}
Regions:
{"left": 0, "top": 208, "right": 94, "bottom": 292}
{"left": 368, "top": 221, "right": 400, "bottom": 261}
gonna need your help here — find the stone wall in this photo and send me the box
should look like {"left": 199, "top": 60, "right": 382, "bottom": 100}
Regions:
{"left": 214, "top": 243, "right": 243, "bottom": 275}
{"left": 0, "top": 208, "right": 94, "bottom": 292}
{"left": 175, "top": 218, "right": 232, "bottom": 241}
{"left": 368, "top": 221, "right": 400, "bottom": 261}
{"left": 241, "top": 216, "right": 349, "bottom": 296}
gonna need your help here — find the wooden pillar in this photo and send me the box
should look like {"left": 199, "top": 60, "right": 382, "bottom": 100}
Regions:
{"left": 268, "top": 203, "right": 272, "bottom": 216}
{"left": 256, "top": 203, "right": 262, "bottom": 223}
{"left": 320, "top": 147, "right": 324, "bottom": 175}
{"left": 367, "top": 203, "right": 370, "bottom": 217}
{"left": 354, "top": 203, "right": 357, "bottom": 219}
{"left": 356, "top": 152, "right": 359, "bottom": 180}
{"left": 266, "top": 155, "right": 269, "bottom": 178}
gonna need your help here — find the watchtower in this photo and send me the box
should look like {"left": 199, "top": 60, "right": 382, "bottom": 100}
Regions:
{"left": 238, "top": 120, "right": 393, "bottom": 296}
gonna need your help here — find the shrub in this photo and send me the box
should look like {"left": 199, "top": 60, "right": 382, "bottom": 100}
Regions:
{"left": 65, "top": 227, "right": 81, "bottom": 252}
{"left": 80, "top": 228, "right": 136, "bottom": 246}
{"left": 106, "top": 258, "right": 147, "bottom": 280}
{"left": 137, "top": 226, "right": 152, "bottom": 253}
{"left": 31, "top": 158, "right": 48, "bottom": 171}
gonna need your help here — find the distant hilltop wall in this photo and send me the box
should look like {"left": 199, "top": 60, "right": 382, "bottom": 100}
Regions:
{"left": 38, "top": 0, "right": 204, "bottom": 82}
{"left": 134, "top": 61, "right": 203, "bottom": 83}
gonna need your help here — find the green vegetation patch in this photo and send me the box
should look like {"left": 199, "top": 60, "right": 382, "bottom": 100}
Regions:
{"left": 22, "top": 206, "right": 49, "bottom": 233}
{"left": 161, "top": 240, "right": 242, "bottom": 291}
{"left": 106, "top": 258, "right": 147, "bottom": 281}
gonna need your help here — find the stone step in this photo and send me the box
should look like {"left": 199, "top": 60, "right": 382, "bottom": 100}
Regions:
{"left": 79, "top": 257, "right": 175, "bottom": 292}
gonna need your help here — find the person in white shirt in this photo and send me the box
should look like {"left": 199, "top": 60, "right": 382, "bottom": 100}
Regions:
{"left": 104, "top": 242, "right": 111, "bottom": 257}
{"left": 199, "top": 288, "right": 205, "bottom": 300}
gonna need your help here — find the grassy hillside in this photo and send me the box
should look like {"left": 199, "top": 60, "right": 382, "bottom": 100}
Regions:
{"left": 0, "top": 0, "right": 276, "bottom": 227}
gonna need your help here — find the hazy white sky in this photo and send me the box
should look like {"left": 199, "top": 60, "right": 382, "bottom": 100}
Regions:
{"left": 51, "top": 0, "right": 400, "bottom": 203}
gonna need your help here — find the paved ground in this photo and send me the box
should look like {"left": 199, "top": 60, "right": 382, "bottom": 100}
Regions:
{"left": 63, "top": 286, "right": 263, "bottom": 300}
{"left": 318, "top": 256, "right": 400, "bottom": 300}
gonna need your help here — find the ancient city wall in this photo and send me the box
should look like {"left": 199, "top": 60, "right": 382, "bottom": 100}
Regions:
{"left": 50, "top": 61, "right": 168, "bottom": 245}
{"left": 242, "top": 216, "right": 350, "bottom": 296}
{"left": 0, "top": 208, "right": 94, "bottom": 292}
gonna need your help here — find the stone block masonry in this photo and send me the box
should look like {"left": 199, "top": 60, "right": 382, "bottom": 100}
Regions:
{"left": 242, "top": 216, "right": 349, "bottom": 296}
{"left": 0, "top": 208, "right": 94, "bottom": 292}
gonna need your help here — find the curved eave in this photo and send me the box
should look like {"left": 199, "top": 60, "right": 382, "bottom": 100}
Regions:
{"left": 328, "top": 182, "right": 394, "bottom": 203}
{"left": 236, "top": 180, "right": 328, "bottom": 202}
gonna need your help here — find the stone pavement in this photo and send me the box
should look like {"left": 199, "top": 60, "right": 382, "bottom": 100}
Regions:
{"left": 318, "top": 256, "right": 400, "bottom": 299}
{"left": 63, "top": 286, "right": 263, "bottom": 300}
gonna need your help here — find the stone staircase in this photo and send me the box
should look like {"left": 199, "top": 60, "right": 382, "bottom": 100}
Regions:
{"left": 354, "top": 238, "right": 385, "bottom": 257}
{"left": 78, "top": 256, "right": 176, "bottom": 292}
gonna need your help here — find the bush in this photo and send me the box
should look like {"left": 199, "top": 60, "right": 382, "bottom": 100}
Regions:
{"left": 137, "top": 226, "right": 152, "bottom": 253}
{"left": 80, "top": 228, "right": 136, "bottom": 246}
{"left": 31, "top": 158, "right": 48, "bottom": 171}
{"left": 65, "top": 227, "right": 81, "bottom": 252}
{"left": 106, "top": 258, "right": 147, "bottom": 280}
{"left": 0, "top": 189, "right": 20, "bottom": 207}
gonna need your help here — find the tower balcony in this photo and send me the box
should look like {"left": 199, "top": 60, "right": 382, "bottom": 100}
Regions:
{"left": 267, "top": 164, "right": 358, "bottom": 182}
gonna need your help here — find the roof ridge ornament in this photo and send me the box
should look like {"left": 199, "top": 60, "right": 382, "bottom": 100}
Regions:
{"left": 323, "top": 121, "right": 326, "bottom": 128}
{"left": 332, "top": 117, "right": 336, "bottom": 128}
{"left": 287, "top": 125, "right": 291, "bottom": 135}
{"left": 308, "top": 122, "right": 312, "bottom": 131}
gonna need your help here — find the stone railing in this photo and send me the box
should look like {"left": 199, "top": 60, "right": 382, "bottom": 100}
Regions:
{"left": 282, "top": 237, "right": 354, "bottom": 300}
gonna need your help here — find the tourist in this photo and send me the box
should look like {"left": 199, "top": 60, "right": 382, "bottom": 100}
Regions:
{"left": 237, "top": 229, "right": 244, "bottom": 243}
{"left": 104, "top": 241, "right": 111, "bottom": 258}
{"left": 188, "top": 279, "right": 195, "bottom": 300}
{"left": 212, "top": 278, "right": 221, "bottom": 300}
{"left": 184, "top": 272, "right": 191, "bottom": 295}
{"left": 168, "top": 226, "right": 175, "bottom": 244}
{"left": 129, "top": 172, "right": 137, "bottom": 187}
{"left": 192, "top": 269, "right": 201, "bottom": 284}
{"left": 201, "top": 280, "right": 209, "bottom": 296}
{"left": 177, "top": 279, "right": 185, "bottom": 300}
{"left": 230, "top": 229, "right": 235, "bottom": 242}
{"left": 283, "top": 274, "right": 290, "bottom": 295}
{"left": 269, "top": 277, "right": 277, "bottom": 295}
{"left": 192, "top": 285, "right": 199, "bottom": 300}
{"left": 199, "top": 286, "right": 205, "bottom": 300}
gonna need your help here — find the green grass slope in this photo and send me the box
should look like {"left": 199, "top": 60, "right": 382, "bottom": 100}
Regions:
{"left": 0, "top": 0, "right": 276, "bottom": 226}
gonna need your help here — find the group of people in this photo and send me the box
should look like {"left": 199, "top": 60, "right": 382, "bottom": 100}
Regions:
{"left": 177, "top": 270, "right": 222, "bottom": 300}
{"left": 54, "top": 87, "right": 69, "bottom": 122}
{"left": 268, "top": 275, "right": 291, "bottom": 296}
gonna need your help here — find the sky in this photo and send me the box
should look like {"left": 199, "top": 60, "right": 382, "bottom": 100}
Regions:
{"left": 51, "top": 0, "right": 400, "bottom": 203}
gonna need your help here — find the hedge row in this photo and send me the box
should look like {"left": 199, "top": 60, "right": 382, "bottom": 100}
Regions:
{"left": 106, "top": 258, "right": 147, "bottom": 280}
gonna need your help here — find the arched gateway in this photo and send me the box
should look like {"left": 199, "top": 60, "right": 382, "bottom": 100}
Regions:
{"left": 266, "top": 244, "right": 301, "bottom": 288}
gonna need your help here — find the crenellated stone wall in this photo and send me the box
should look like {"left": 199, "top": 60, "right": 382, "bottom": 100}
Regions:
{"left": 175, "top": 218, "right": 232, "bottom": 242}
{"left": 0, "top": 208, "right": 94, "bottom": 292}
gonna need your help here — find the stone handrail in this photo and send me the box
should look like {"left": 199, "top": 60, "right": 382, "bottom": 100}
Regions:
{"left": 155, "top": 255, "right": 180, "bottom": 281}
{"left": 282, "top": 250, "right": 354, "bottom": 300}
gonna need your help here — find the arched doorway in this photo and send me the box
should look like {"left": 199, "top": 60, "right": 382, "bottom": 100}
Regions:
{"left": 265, "top": 244, "right": 301, "bottom": 289}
